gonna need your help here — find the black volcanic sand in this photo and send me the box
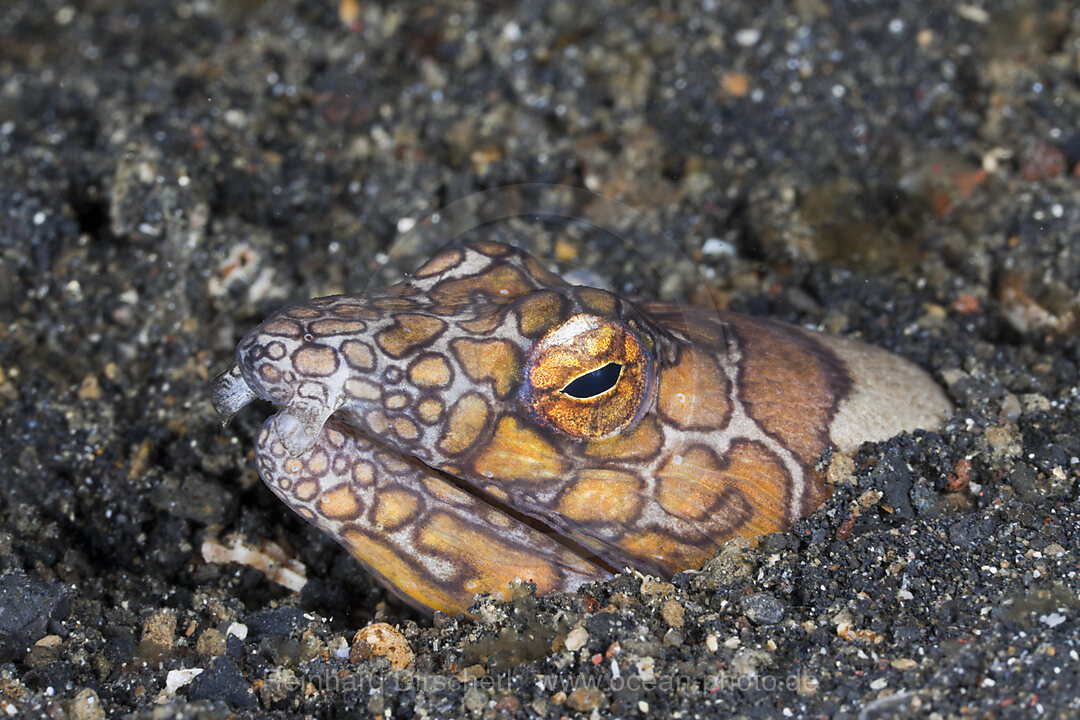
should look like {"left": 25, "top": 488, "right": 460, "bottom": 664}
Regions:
{"left": 2, "top": 0, "right": 1080, "bottom": 717}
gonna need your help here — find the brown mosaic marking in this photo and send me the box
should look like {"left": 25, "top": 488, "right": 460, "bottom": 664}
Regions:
{"left": 439, "top": 392, "right": 490, "bottom": 455}
{"left": 472, "top": 417, "right": 567, "bottom": 482}
{"left": 421, "top": 476, "right": 473, "bottom": 506}
{"left": 376, "top": 450, "right": 408, "bottom": 473}
{"left": 373, "top": 489, "right": 421, "bottom": 531}
{"left": 285, "top": 306, "right": 323, "bottom": 319}
{"left": 261, "top": 319, "right": 303, "bottom": 337}
{"left": 719, "top": 440, "right": 794, "bottom": 538}
{"left": 265, "top": 341, "right": 286, "bottom": 360}
{"left": 298, "top": 381, "right": 329, "bottom": 401}
{"left": 620, "top": 527, "right": 727, "bottom": 577}
{"left": 524, "top": 257, "right": 569, "bottom": 287}
{"left": 578, "top": 288, "right": 616, "bottom": 316}
{"left": 341, "top": 339, "right": 376, "bottom": 370}
{"left": 292, "top": 346, "right": 339, "bottom": 377}
{"left": 656, "top": 441, "right": 789, "bottom": 537}
{"left": 484, "top": 484, "right": 510, "bottom": 503}
{"left": 367, "top": 410, "right": 388, "bottom": 435}
{"left": 258, "top": 364, "right": 282, "bottom": 384}
{"left": 310, "top": 319, "right": 367, "bottom": 336}
{"left": 375, "top": 314, "right": 447, "bottom": 358}
{"left": 658, "top": 347, "right": 731, "bottom": 430}
{"left": 728, "top": 315, "right": 851, "bottom": 464}
{"left": 294, "top": 479, "right": 319, "bottom": 502}
{"left": 374, "top": 297, "right": 419, "bottom": 311}
{"left": 451, "top": 338, "right": 521, "bottom": 398}
{"left": 484, "top": 507, "right": 512, "bottom": 528}
{"left": 417, "top": 512, "right": 562, "bottom": 597}
{"left": 345, "top": 378, "right": 380, "bottom": 400}
{"left": 516, "top": 291, "right": 565, "bottom": 338}
{"left": 558, "top": 469, "right": 644, "bottom": 524}
{"left": 306, "top": 449, "right": 329, "bottom": 475}
{"left": 332, "top": 304, "right": 381, "bottom": 320}
{"left": 656, "top": 445, "right": 737, "bottom": 523}
{"left": 267, "top": 438, "right": 284, "bottom": 458}
{"left": 408, "top": 354, "right": 452, "bottom": 388}
{"left": 391, "top": 416, "right": 420, "bottom": 441}
{"left": 384, "top": 393, "right": 409, "bottom": 410}
{"left": 469, "top": 240, "right": 512, "bottom": 256}
{"left": 341, "top": 527, "right": 462, "bottom": 614}
{"left": 332, "top": 455, "right": 348, "bottom": 474}
{"left": 320, "top": 486, "right": 362, "bottom": 520}
{"left": 636, "top": 303, "right": 728, "bottom": 349}
{"left": 352, "top": 461, "right": 374, "bottom": 485}
{"left": 430, "top": 305, "right": 465, "bottom": 318}
{"left": 457, "top": 305, "right": 505, "bottom": 333}
{"left": 415, "top": 248, "right": 463, "bottom": 277}
{"left": 584, "top": 415, "right": 663, "bottom": 460}
{"left": 380, "top": 284, "right": 419, "bottom": 297}
{"left": 417, "top": 398, "right": 444, "bottom": 424}
{"left": 430, "top": 265, "right": 531, "bottom": 305}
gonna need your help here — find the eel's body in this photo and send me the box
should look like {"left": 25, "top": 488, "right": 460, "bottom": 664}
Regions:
{"left": 212, "top": 241, "right": 952, "bottom": 615}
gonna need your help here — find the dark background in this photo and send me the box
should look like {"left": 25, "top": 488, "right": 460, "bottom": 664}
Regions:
{"left": 1, "top": 0, "right": 1079, "bottom": 717}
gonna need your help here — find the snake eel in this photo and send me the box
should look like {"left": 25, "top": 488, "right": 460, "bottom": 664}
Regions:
{"left": 211, "top": 241, "right": 952, "bottom": 615}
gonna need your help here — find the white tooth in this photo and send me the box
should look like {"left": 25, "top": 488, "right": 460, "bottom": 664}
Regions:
{"left": 274, "top": 395, "right": 339, "bottom": 456}
{"left": 275, "top": 412, "right": 310, "bottom": 457}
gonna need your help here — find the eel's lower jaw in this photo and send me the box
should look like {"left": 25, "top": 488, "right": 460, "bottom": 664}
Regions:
{"left": 254, "top": 413, "right": 615, "bottom": 613}
{"left": 283, "top": 408, "right": 622, "bottom": 579}
{"left": 210, "top": 364, "right": 257, "bottom": 427}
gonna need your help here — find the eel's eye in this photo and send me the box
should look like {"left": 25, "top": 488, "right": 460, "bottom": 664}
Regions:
{"left": 522, "top": 314, "right": 653, "bottom": 439}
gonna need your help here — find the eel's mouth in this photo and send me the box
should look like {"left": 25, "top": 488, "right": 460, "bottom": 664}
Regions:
{"left": 211, "top": 363, "right": 615, "bottom": 615}
{"left": 211, "top": 362, "right": 338, "bottom": 457}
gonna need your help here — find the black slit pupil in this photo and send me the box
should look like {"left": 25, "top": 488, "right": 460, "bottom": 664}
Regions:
{"left": 561, "top": 362, "right": 623, "bottom": 399}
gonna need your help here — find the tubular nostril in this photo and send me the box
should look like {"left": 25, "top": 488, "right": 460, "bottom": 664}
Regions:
{"left": 210, "top": 364, "right": 257, "bottom": 426}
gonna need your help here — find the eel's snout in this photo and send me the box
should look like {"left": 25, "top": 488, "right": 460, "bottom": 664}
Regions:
{"left": 210, "top": 364, "right": 257, "bottom": 427}
{"left": 213, "top": 307, "right": 353, "bottom": 457}
{"left": 210, "top": 361, "right": 339, "bottom": 458}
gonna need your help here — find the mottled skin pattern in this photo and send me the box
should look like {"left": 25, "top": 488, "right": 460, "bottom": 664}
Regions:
{"left": 212, "top": 240, "right": 953, "bottom": 615}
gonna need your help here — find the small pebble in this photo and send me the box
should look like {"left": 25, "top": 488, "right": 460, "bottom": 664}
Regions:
{"left": 741, "top": 592, "right": 786, "bottom": 625}
{"left": 564, "top": 626, "right": 589, "bottom": 652}
{"left": 566, "top": 687, "right": 608, "bottom": 711}
{"left": 140, "top": 608, "right": 177, "bottom": 659}
{"left": 350, "top": 622, "right": 414, "bottom": 669}
{"left": 165, "top": 668, "right": 204, "bottom": 695}
{"left": 68, "top": 689, "right": 104, "bottom": 720}
{"left": 196, "top": 628, "right": 226, "bottom": 657}
{"left": 661, "top": 599, "right": 685, "bottom": 629}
